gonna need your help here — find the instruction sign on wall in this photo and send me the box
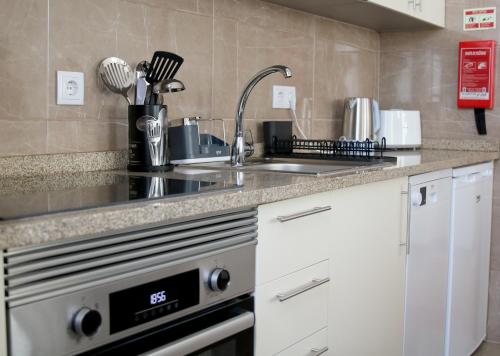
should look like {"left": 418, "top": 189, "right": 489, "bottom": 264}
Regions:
{"left": 464, "top": 7, "right": 496, "bottom": 31}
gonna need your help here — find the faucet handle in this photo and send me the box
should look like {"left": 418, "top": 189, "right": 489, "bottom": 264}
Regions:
{"left": 244, "top": 130, "right": 254, "bottom": 158}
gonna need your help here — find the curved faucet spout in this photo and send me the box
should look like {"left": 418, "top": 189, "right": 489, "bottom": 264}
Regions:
{"left": 231, "top": 65, "right": 293, "bottom": 167}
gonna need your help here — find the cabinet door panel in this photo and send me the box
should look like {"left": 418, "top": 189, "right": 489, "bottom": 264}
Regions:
{"left": 255, "top": 261, "right": 329, "bottom": 355}
{"left": 257, "top": 193, "right": 333, "bottom": 285}
{"left": 414, "top": 0, "right": 445, "bottom": 27}
{"left": 369, "top": 0, "right": 409, "bottom": 14}
{"left": 369, "top": 0, "right": 445, "bottom": 27}
{"left": 276, "top": 328, "right": 328, "bottom": 356}
{"left": 328, "top": 178, "right": 407, "bottom": 356}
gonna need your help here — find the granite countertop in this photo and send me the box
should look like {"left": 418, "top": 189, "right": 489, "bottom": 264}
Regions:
{"left": 0, "top": 148, "right": 498, "bottom": 250}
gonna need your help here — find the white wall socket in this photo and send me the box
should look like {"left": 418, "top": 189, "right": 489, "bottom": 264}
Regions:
{"left": 273, "top": 85, "right": 296, "bottom": 109}
{"left": 57, "top": 71, "right": 84, "bottom": 105}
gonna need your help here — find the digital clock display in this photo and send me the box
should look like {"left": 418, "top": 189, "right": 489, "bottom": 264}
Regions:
{"left": 150, "top": 290, "right": 167, "bottom": 305}
{"left": 109, "top": 269, "right": 199, "bottom": 334}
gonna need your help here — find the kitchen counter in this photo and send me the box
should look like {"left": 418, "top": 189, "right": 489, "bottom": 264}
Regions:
{"left": 0, "top": 148, "right": 497, "bottom": 250}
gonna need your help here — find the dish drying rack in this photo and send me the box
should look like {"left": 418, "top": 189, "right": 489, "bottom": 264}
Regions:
{"left": 268, "top": 136, "right": 389, "bottom": 161}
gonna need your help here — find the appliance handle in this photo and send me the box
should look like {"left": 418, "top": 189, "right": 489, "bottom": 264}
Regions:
{"left": 311, "top": 346, "right": 329, "bottom": 356}
{"left": 400, "top": 189, "right": 410, "bottom": 255}
{"left": 277, "top": 206, "right": 332, "bottom": 222}
{"left": 277, "top": 277, "right": 330, "bottom": 302}
{"left": 140, "top": 311, "right": 254, "bottom": 356}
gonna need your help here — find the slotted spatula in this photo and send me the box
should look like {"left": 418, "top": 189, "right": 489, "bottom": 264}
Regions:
{"left": 145, "top": 51, "right": 184, "bottom": 85}
{"left": 98, "top": 57, "right": 134, "bottom": 105}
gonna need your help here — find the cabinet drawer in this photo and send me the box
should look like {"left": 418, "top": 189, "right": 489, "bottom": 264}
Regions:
{"left": 276, "top": 328, "right": 329, "bottom": 356}
{"left": 255, "top": 260, "right": 329, "bottom": 356}
{"left": 257, "top": 193, "right": 333, "bottom": 284}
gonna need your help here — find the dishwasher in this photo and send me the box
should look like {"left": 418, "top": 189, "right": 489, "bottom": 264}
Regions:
{"left": 445, "top": 162, "right": 494, "bottom": 356}
{"left": 404, "top": 169, "right": 452, "bottom": 356}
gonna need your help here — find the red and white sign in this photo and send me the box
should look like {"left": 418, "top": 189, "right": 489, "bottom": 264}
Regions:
{"left": 458, "top": 40, "right": 496, "bottom": 109}
{"left": 464, "top": 7, "right": 496, "bottom": 31}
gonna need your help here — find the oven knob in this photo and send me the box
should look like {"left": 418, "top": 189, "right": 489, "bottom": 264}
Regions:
{"left": 72, "top": 307, "right": 102, "bottom": 337}
{"left": 209, "top": 268, "right": 231, "bottom": 291}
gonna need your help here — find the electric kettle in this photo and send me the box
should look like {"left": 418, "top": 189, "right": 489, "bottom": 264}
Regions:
{"left": 342, "top": 97, "right": 380, "bottom": 141}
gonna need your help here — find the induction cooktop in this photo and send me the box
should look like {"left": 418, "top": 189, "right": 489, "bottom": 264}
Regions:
{"left": 0, "top": 175, "right": 241, "bottom": 221}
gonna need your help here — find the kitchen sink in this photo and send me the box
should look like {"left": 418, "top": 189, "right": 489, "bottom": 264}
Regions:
{"left": 190, "top": 158, "right": 394, "bottom": 176}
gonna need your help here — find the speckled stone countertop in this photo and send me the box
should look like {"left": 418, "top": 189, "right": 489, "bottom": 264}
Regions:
{"left": 0, "top": 148, "right": 498, "bottom": 250}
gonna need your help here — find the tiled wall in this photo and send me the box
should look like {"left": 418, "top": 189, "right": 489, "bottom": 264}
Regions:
{"left": 0, "top": 0, "right": 379, "bottom": 157}
{"left": 380, "top": 0, "right": 500, "bottom": 342}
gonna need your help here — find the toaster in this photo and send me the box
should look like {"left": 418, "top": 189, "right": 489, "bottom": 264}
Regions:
{"left": 378, "top": 110, "right": 422, "bottom": 149}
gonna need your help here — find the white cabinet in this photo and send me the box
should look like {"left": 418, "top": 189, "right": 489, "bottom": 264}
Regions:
{"left": 276, "top": 328, "right": 328, "bottom": 356}
{"left": 326, "top": 177, "right": 408, "bottom": 356}
{"left": 413, "top": 0, "right": 445, "bottom": 27}
{"left": 369, "top": 0, "right": 408, "bottom": 15}
{"left": 255, "top": 261, "right": 329, "bottom": 355}
{"left": 369, "top": 0, "right": 445, "bottom": 28}
{"left": 264, "top": 0, "right": 445, "bottom": 31}
{"left": 257, "top": 194, "right": 333, "bottom": 285}
{"left": 256, "top": 177, "right": 408, "bottom": 356}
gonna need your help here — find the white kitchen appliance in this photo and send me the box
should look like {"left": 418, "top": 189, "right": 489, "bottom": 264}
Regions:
{"left": 445, "top": 162, "right": 493, "bottom": 356}
{"left": 404, "top": 169, "right": 452, "bottom": 356}
{"left": 379, "top": 110, "right": 421, "bottom": 148}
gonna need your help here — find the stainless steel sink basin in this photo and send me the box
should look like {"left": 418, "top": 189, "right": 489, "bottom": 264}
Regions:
{"left": 189, "top": 158, "right": 393, "bottom": 176}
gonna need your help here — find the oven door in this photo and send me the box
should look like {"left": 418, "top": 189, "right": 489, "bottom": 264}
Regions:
{"left": 80, "top": 295, "right": 254, "bottom": 356}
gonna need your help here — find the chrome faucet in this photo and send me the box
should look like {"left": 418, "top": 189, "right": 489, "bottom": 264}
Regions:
{"left": 230, "top": 65, "right": 292, "bottom": 167}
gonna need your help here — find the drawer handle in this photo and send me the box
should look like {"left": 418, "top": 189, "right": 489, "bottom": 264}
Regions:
{"left": 311, "top": 346, "right": 329, "bottom": 355}
{"left": 276, "top": 277, "right": 330, "bottom": 302}
{"left": 277, "top": 206, "right": 332, "bottom": 223}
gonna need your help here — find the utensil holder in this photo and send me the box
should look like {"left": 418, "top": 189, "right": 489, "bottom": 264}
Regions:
{"left": 128, "top": 105, "right": 173, "bottom": 172}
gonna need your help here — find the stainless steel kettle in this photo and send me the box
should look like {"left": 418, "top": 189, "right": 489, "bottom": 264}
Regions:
{"left": 342, "top": 97, "right": 380, "bottom": 141}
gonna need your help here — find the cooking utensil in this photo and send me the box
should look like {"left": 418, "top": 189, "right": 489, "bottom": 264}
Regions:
{"left": 145, "top": 119, "right": 162, "bottom": 166}
{"left": 145, "top": 51, "right": 184, "bottom": 85}
{"left": 341, "top": 97, "right": 380, "bottom": 141}
{"left": 128, "top": 105, "right": 171, "bottom": 171}
{"left": 98, "top": 57, "right": 134, "bottom": 105}
{"left": 148, "top": 78, "right": 185, "bottom": 105}
{"left": 135, "top": 61, "right": 149, "bottom": 105}
{"left": 153, "top": 79, "right": 185, "bottom": 94}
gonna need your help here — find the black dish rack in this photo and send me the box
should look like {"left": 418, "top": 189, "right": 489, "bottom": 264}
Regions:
{"left": 268, "top": 136, "right": 392, "bottom": 162}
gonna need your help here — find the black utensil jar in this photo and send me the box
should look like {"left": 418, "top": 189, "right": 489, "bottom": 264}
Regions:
{"left": 128, "top": 105, "right": 173, "bottom": 172}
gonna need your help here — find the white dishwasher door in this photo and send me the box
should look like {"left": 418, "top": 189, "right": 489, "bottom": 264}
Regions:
{"left": 446, "top": 162, "right": 493, "bottom": 356}
{"left": 405, "top": 171, "right": 452, "bottom": 356}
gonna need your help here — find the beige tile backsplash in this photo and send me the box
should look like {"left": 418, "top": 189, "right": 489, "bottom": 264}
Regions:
{"left": 0, "top": 0, "right": 380, "bottom": 157}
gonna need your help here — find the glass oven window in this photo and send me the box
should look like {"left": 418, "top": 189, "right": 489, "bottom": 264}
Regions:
{"left": 79, "top": 295, "right": 254, "bottom": 356}
{"left": 191, "top": 328, "right": 253, "bottom": 356}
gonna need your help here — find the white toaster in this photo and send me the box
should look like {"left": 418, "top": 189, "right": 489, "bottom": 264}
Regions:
{"left": 378, "top": 110, "right": 422, "bottom": 149}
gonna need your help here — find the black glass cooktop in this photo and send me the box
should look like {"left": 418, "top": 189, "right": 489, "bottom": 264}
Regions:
{"left": 0, "top": 175, "right": 240, "bottom": 221}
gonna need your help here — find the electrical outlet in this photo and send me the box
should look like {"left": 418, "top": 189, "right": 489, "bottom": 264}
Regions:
{"left": 273, "top": 85, "right": 296, "bottom": 109}
{"left": 57, "top": 71, "right": 84, "bottom": 105}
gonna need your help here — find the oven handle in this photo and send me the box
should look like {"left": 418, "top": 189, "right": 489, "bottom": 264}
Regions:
{"left": 139, "top": 311, "right": 255, "bottom": 356}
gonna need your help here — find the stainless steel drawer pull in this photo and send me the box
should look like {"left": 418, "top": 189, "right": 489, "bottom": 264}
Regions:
{"left": 311, "top": 346, "right": 329, "bottom": 355}
{"left": 277, "top": 206, "right": 332, "bottom": 223}
{"left": 276, "top": 277, "right": 330, "bottom": 302}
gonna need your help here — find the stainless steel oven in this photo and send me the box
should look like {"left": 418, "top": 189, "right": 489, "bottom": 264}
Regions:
{"left": 4, "top": 209, "right": 257, "bottom": 356}
{"left": 83, "top": 294, "right": 254, "bottom": 356}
